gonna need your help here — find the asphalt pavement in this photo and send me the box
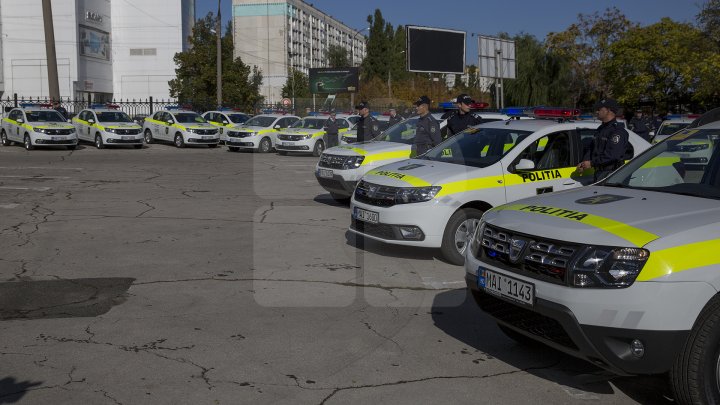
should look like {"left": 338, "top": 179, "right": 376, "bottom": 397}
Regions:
{"left": 0, "top": 141, "right": 672, "bottom": 404}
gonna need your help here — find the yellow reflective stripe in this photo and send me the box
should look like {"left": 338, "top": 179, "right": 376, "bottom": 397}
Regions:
{"left": 312, "top": 131, "right": 325, "bottom": 138}
{"left": 503, "top": 167, "right": 580, "bottom": 186}
{"left": 638, "top": 239, "right": 720, "bottom": 281}
{"left": 171, "top": 124, "right": 186, "bottom": 130}
{"left": 435, "top": 175, "right": 504, "bottom": 197}
{"left": 365, "top": 169, "right": 431, "bottom": 186}
{"left": 494, "top": 204, "right": 658, "bottom": 247}
{"left": 337, "top": 145, "right": 365, "bottom": 154}
{"left": 362, "top": 150, "right": 410, "bottom": 165}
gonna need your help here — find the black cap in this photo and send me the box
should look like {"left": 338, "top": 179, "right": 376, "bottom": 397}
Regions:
{"left": 455, "top": 94, "right": 474, "bottom": 105}
{"left": 414, "top": 95, "right": 431, "bottom": 106}
{"left": 355, "top": 101, "right": 369, "bottom": 110}
{"left": 594, "top": 98, "right": 620, "bottom": 114}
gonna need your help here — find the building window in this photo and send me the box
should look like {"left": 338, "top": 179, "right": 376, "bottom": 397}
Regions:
{"left": 130, "top": 48, "right": 157, "bottom": 56}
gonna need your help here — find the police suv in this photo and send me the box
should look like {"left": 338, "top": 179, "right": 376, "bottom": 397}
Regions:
{"left": 652, "top": 115, "right": 695, "bottom": 143}
{"left": 349, "top": 108, "right": 651, "bottom": 265}
{"left": 73, "top": 106, "right": 143, "bottom": 149}
{"left": 1, "top": 105, "right": 77, "bottom": 150}
{"left": 226, "top": 114, "right": 299, "bottom": 153}
{"left": 275, "top": 116, "right": 352, "bottom": 156}
{"left": 143, "top": 108, "right": 219, "bottom": 148}
{"left": 316, "top": 114, "right": 449, "bottom": 201}
{"left": 466, "top": 123, "right": 720, "bottom": 404}
{"left": 202, "top": 110, "right": 251, "bottom": 143}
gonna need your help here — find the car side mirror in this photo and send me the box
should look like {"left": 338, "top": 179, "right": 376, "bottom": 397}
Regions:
{"left": 88, "top": 118, "right": 95, "bottom": 124}
{"left": 16, "top": 118, "right": 24, "bottom": 123}
{"left": 514, "top": 159, "right": 535, "bottom": 171}
{"left": 274, "top": 124, "right": 281, "bottom": 129}
{"left": 222, "top": 120, "right": 229, "bottom": 124}
{"left": 167, "top": 119, "right": 175, "bottom": 125}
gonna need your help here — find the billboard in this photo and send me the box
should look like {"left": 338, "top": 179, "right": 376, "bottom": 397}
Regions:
{"left": 478, "top": 36, "right": 516, "bottom": 79}
{"left": 79, "top": 25, "right": 110, "bottom": 60}
{"left": 308, "top": 68, "right": 359, "bottom": 94}
{"left": 406, "top": 26, "right": 465, "bottom": 74}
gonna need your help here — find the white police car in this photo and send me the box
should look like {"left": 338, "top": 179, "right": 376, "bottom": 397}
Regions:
{"left": 1, "top": 105, "right": 77, "bottom": 150}
{"left": 73, "top": 106, "right": 143, "bottom": 149}
{"left": 275, "top": 116, "right": 351, "bottom": 156}
{"left": 349, "top": 108, "right": 651, "bottom": 265}
{"left": 202, "top": 110, "right": 251, "bottom": 143}
{"left": 226, "top": 114, "right": 300, "bottom": 153}
{"left": 652, "top": 115, "right": 695, "bottom": 143}
{"left": 340, "top": 115, "right": 391, "bottom": 145}
{"left": 142, "top": 108, "right": 219, "bottom": 148}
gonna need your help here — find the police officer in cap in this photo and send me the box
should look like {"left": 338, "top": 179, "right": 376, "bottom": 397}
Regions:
{"left": 323, "top": 110, "right": 340, "bottom": 148}
{"left": 628, "top": 109, "right": 652, "bottom": 142}
{"left": 413, "top": 95, "right": 441, "bottom": 156}
{"left": 447, "top": 93, "right": 481, "bottom": 137}
{"left": 355, "top": 101, "right": 381, "bottom": 143}
{"left": 388, "top": 108, "right": 403, "bottom": 126}
{"left": 577, "top": 98, "right": 629, "bottom": 182}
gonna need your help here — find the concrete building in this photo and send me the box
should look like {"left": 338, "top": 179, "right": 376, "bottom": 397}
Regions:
{"left": 232, "top": 0, "right": 367, "bottom": 104}
{"left": 0, "top": 0, "right": 193, "bottom": 101}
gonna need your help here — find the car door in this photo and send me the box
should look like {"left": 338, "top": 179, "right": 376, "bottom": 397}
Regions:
{"left": 150, "top": 112, "right": 163, "bottom": 138}
{"left": 160, "top": 112, "right": 173, "bottom": 140}
{"left": 503, "top": 130, "right": 577, "bottom": 201}
{"left": 570, "top": 127, "right": 599, "bottom": 186}
{"left": 80, "top": 111, "right": 93, "bottom": 141}
{"left": 7, "top": 110, "right": 22, "bottom": 141}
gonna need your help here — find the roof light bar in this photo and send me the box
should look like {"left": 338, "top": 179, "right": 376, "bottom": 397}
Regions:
{"left": 532, "top": 107, "right": 581, "bottom": 119}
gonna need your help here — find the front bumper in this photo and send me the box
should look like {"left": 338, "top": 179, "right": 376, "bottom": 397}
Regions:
{"left": 31, "top": 134, "right": 78, "bottom": 145}
{"left": 276, "top": 139, "right": 314, "bottom": 153}
{"left": 186, "top": 134, "right": 219, "bottom": 144}
{"left": 104, "top": 133, "right": 143, "bottom": 144}
{"left": 314, "top": 166, "right": 365, "bottom": 197}
{"left": 227, "top": 136, "right": 259, "bottom": 149}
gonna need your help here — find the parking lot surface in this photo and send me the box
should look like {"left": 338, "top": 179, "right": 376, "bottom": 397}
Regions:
{"left": 0, "top": 144, "right": 671, "bottom": 404}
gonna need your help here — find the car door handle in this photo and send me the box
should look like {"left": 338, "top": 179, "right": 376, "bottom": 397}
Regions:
{"left": 563, "top": 181, "right": 576, "bottom": 185}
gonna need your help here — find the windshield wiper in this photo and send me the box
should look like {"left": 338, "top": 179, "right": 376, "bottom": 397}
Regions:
{"left": 601, "top": 182, "right": 630, "bottom": 188}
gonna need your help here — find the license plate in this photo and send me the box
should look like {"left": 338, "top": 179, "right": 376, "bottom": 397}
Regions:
{"left": 52, "top": 136, "right": 63, "bottom": 141}
{"left": 478, "top": 267, "right": 535, "bottom": 307}
{"left": 121, "top": 136, "right": 133, "bottom": 140}
{"left": 318, "top": 169, "right": 333, "bottom": 178}
{"left": 282, "top": 141, "right": 293, "bottom": 146}
{"left": 353, "top": 207, "right": 379, "bottom": 224}
{"left": 202, "top": 136, "right": 213, "bottom": 140}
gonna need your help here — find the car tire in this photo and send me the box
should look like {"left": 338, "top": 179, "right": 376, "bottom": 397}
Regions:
{"left": 259, "top": 137, "right": 272, "bottom": 153}
{"left": 133, "top": 144, "right": 143, "bottom": 149}
{"left": 144, "top": 129, "right": 153, "bottom": 144}
{"left": 24, "top": 134, "right": 34, "bottom": 151}
{"left": 671, "top": 294, "right": 720, "bottom": 405}
{"left": 1, "top": 130, "right": 9, "bottom": 146}
{"left": 95, "top": 133, "right": 105, "bottom": 149}
{"left": 312, "top": 140, "right": 325, "bottom": 157}
{"left": 330, "top": 193, "right": 351, "bottom": 204}
{"left": 228, "top": 146, "right": 240, "bottom": 152}
{"left": 174, "top": 133, "right": 185, "bottom": 148}
{"left": 278, "top": 151, "right": 288, "bottom": 156}
{"left": 441, "top": 208, "right": 484, "bottom": 265}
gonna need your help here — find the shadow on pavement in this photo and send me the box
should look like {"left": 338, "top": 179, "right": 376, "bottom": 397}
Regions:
{"left": 0, "top": 377, "right": 43, "bottom": 404}
{"left": 313, "top": 194, "right": 350, "bottom": 207}
{"left": 431, "top": 288, "right": 673, "bottom": 404}
{"left": 344, "top": 230, "right": 444, "bottom": 262}
{"left": 0, "top": 278, "right": 134, "bottom": 321}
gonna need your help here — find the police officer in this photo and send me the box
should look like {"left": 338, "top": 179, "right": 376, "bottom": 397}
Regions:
{"left": 323, "top": 110, "right": 340, "bottom": 148}
{"left": 446, "top": 93, "right": 481, "bottom": 137}
{"left": 577, "top": 98, "right": 629, "bottom": 182}
{"left": 413, "top": 95, "right": 441, "bottom": 156}
{"left": 52, "top": 100, "right": 68, "bottom": 120}
{"left": 388, "top": 108, "right": 403, "bottom": 126}
{"left": 355, "top": 101, "right": 381, "bottom": 142}
{"left": 628, "top": 109, "right": 652, "bottom": 142}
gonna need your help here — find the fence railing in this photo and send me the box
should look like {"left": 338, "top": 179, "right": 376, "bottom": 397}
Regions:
{"left": 1, "top": 95, "right": 179, "bottom": 118}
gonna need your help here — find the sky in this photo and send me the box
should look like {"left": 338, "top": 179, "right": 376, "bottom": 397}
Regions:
{"left": 196, "top": 0, "right": 704, "bottom": 64}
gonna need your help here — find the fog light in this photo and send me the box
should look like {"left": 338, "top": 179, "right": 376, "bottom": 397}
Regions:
{"left": 399, "top": 226, "right": 423, "bottom": 240}
{"left": 630, "top": 339, "right": 645, "bottom": 358}
{"left": 302, "top": 146, "right": 309, "bottom": 150}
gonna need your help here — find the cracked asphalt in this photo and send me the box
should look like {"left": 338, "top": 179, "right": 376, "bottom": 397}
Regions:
{"left": 0, "top": 143, "right": 671, "bottom": 404}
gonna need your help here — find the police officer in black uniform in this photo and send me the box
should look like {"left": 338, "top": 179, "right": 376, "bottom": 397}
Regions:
{"left": 388, "top": 108, "right": 403, "bottom": 126}
{"left": 577, "top": 98, "right": 629, "bottom": 182}
{"left": 413, "top": 95, "right": 442, "bottom": 156}
{"left": 323, "top": 110, "right": 340, "bottom": 148}
{"left": 628, "top": 109, "right": 652, "bottom": 142}
{"left": 355, "top": 101, "right": 381, "bottom": 142}
{"left": 446, "top": 93, "right": 481, "bottom": 137}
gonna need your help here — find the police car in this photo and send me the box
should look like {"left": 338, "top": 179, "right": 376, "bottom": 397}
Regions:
{"left": 316, "top": 114, "right": 449, "bottom": 201}
{"left": 225, "top": 114, "right": 300, "bottom": 153}
{"left": 1, "top": 105, "right": 77, "bottom": 150}
{"left": 275, "top": 116, "right": 352, "bottom": 156}
{"left": 202, "top": 110, "right": 251, "bottom": 143}
{"left": 73, "top": 106, "right": 143, "bottom": 149}
{"left": 340, "top": 115, "right": 391, "bottom": 145}
{"left": 336, "top": 113, "right": 360, "bottom": 126}
{"left": 142, "top": 108, "right": 219, "bottom": 148}
{"left": 465, "top": 123, "right": 720, "bottom": 404}
{"left": 349, "top": 108, "right": 651, "bottom": 265}
{"left": 652, "top": 115, "right": 695, "bottom": 143}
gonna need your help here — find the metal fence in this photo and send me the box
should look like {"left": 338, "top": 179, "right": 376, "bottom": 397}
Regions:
{"left": 0, "top": 95, "right": 179, "bottom": 118}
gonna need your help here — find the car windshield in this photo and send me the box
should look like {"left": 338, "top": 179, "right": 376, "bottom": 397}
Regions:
{"left": 290, "top": 118, "right": 326, "bottom": 129}
{"left": 174, "top": 113, "right": 206, "bottom": 124}
{"left": 420, "top": 127, "right": 533, "bottom": 168}
{"left": 374, "top": 117, "right": 422, "bottom": 144}
{"left": 228, "top": 113, "right": 249, "bottom": 123}
{"left": 97, "top": 111, "right": 132, "bottom": 123}
{"left": 244, "top": 116, "right": 276, "bottom": 127}
{"left": 25, "top": 110, "right": 65, "bottom": 123}
{"left": 603, "top": 128, "right": 720, "bottom": 199}
{"left": 658, "top": 122, "right": 690, "bottom": 136}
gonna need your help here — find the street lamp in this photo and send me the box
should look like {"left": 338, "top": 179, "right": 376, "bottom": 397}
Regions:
{"left": 216, "top": 0, "right": 222, "bottom": 108}
{"left": 350, "top": 27, "right": 369, "bottom": 67}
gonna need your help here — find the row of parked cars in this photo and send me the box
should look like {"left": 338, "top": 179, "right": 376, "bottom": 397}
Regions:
{"left": 316, "top": 105, "right": 720, "bottom": 404}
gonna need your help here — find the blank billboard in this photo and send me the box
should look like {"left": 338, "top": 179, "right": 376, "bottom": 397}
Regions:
{"left": 406, "top": 26, "right": 465, "bottom": 74}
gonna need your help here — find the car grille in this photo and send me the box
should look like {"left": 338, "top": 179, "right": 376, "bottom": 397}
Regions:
{"left": 41, "top": 139, "right": 76, "bottom": 144}
{"left": 472, "top": 290, "right": 577, "bottom": 350}
{"left": 316, "top": 177, "right": 342, "bottom": 188}
{"left": 42, "top": 129, "right": 74, "bottom": 135}
{"left": 227, "top": 131, "right": 252, "bottom": 138}
{"left": 318, "top": 154, "right": 347, "bottom": 169}
{"left": 110, "top": 139, "right": 142, "bottom": 144}
{"left": 192, "top": 129, "right": 218, "bottom": 135}
{"left": 354, "top": 180, "right": 398, "bottom": 207}
{"left": 114, "top": 128, "right": 141, "bottom": 135}
{"left": 277, "top": 134, "right": 306, "bottom": 141}
{"left": 350, "top": 218, "right": 396, "bottom": 240}
{"left": 477, "top": 224, "right": 578, "bottom": 285}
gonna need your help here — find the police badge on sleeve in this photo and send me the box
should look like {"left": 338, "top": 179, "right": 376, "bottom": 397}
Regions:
{"left": 430, "top": 126, "right": 437, "bottom": 133}
{"left": 611, "top": 134, "right": 620, "bottom": 144}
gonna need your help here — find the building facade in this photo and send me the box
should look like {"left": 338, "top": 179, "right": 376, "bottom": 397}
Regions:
{"left": 0, "top": 0, "right": 193, "bottom": 101}
{"left": 232, "top": 0, "right": 367, "bottom": 104}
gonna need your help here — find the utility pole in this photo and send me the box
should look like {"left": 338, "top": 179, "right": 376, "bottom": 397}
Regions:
{"left": 216, "top": 0, "right": 222, "bottom": 108}
{"left": 42, "top": 0, "right": 60, "bottom": 102}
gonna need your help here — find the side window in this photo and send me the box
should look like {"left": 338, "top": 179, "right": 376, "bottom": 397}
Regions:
{"left": 220, "top": 114, "right": 229, "bottom": 124}
{"left": 9, "top": 110, "right": 20, "bottom": 120}
{"left": 577, "top": 128, "right": 595, "bottom": 164}
{"left": 288, "top": 117, "right": 299, "bottom": 127}
{"left": 204, "top": 112, "right": 214, "bottom": 122}
{"left": 518, "top": 132, "right": 572, "bottom": 170}
{"left": 152, "top": 112, "right": 163, "bottom": 121}
{"left": 338, "top": 119, "right": 349, "bottom": 129}
{"left": 277, "top": 118, "right": 289, "bottom": 128}
{"left": 164, "top": 112, "right": 173, "bottom": 123}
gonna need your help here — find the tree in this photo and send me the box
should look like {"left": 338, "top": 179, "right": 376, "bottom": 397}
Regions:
{"left": 362, "top": 9, "right": 394, "bottom": 81}
{"left": 328, "top": 45, "right": 350, "bottom": 68}
{"left": 698, "top": 0, "right": 720, "bottom": 45}
{"left": 169, "top": 14, "right": 263, "bottom": 111}
{"left": 281, "top": 68, "right": 310, "bottom": 99}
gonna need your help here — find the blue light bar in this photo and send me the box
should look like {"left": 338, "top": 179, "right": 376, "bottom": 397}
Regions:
{"left": 19, "top": 103, "right": 42, "bottom": 108}
{"left": 579, "top": 113, "right": 594, "bottom": 120}
{"left": 165, "top": 105, "right": 180, "bottom": 110}
{"left": 89, "top": 103, "right": 106, "bottom": 109}
{"left": 439, "top": 102, "right": 456, "bottom": 109}
{"left": 501, "top": 106, "right": 530, "bottom": 116}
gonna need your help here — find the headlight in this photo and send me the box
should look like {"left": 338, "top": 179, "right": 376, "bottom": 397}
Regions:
{"left": 570, "top": 246, "right": 649, "bottom": 288}
{"left": 105, "top": 128, "right": 117, "bottom": 134}
{"left": 342, "top": 156, "right": 365, "bottom": 169}
{"left": 34, "top": 127, "right": 48, "bottom": 133}
{"left": 395, "top": 186, "right": 442, "bottom": 204}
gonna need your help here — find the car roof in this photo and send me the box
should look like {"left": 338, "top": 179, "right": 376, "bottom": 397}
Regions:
{"left": 205, "top": 110, "right": 250, "bottom": 114}
{"left": 662, "top": 117, "right": 693, "bottom": 124}
{"left": 84, "top": 108, "right": 124, "bottom": 113}
{"left": 476, "top": 118, "right": 598, "bottom": 131}
{"left": 162, "top": 109, "right": 196, "bottom": 114}
{"left": 252, "top": 114, "right": 299, "bottom": 118}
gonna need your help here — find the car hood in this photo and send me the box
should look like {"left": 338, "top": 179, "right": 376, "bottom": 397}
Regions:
{"left": 483, "top": 186, "right": 720, "bottom": 248}
{"left": 327, "top": 141, "right": 409, "bottom": 156}
{"left": 280, "top": 127, "right": 323, "bottom": 135}
{"left": 30, "top": 122, "right": 75, "bottom": 129}
{"left": 101, "top": 122, "right": 142, "bottom": 129}
{"left": 360, "top": 158, "right": 490, "bottom": 187}
{"left": 236, "top": 125, "right": 272, "bottom": 132}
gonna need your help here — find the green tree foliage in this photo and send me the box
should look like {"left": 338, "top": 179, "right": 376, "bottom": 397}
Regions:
{"left": 169, "top": 14, "right": 263, "bottom": 111}
{"left": 362, "top": 9, "right": 394, "bottom": 81}
{"left": 281, "top": 68, "right": 310, "bottom": 99}
{"left": 328, "top": 45, "right": 350, "bottom": 68}
{"left": 603, "top": 18, "right": 720, "bottom": 110}
{"left": 698, "top": 0, "right": 720, "bottom": 45}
